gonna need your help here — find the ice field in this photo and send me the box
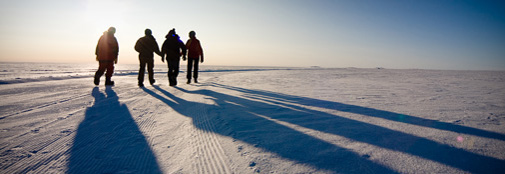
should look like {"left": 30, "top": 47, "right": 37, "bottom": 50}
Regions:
{"left": 1, "top": 63, "right": 505, "bottom": 173}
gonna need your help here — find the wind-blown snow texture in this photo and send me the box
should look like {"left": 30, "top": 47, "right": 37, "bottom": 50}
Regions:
{"left": 1, "top": 63, "right": 505, "bottom": 173}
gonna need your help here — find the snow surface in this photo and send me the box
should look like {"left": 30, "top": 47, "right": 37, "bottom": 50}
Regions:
{"left": 1, "top": 63, "right": 505, "bottom": 173}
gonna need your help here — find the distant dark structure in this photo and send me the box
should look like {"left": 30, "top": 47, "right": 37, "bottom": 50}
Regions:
{"left": 135, "top": 28, "right": 162, "bottom": 87}
{"left": 161, "top": 29, "right": 186, "bottom": 86}
{"left": 185, "top": 31, "right": 204, "bottom": 84}
{"left": 94, "top": 27, "right": 119, "bottom": 86}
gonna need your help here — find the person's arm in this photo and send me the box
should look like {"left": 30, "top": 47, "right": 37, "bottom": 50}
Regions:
{"left": 151, "top": 37, "right": 162, "bottom": 56}
{"left": 180, "top": 41, "right": 187, "bottom": 60}
{"left": 134, "top": 39, "right": 142, "bottom": 53}
{"left": 161, "top": 41, "right": 166, "bottom": 62}
{"left": 113, "top": 37, "right": 119, "bottom": 64}
{"left": 199, "top": 41, "right": 204, "bottom": 63}
{"left": 154, "top": 41, "right": 162, "bottom": 57}
{"left": 95, "top": 36, "right": 102, "bottom": 61}
{"left": 95, "top": 40, "right": 99, "bottom": 56}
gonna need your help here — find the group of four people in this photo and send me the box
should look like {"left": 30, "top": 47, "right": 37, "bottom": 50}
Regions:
{"left": 94, "top": 27, "right": 204, "bottom": 87}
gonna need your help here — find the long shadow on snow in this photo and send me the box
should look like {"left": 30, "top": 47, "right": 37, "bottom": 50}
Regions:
{"left": 68, "top": 87, "right": 161, "bottom": 174}
{"left": 211, "top": 83, "right": 505, "bottom": 142}
{"left": 143, "top": 86, "right": 397, "bottom": 173}
{"left": 203, "top": 83, "right": 505, "bottom": 173}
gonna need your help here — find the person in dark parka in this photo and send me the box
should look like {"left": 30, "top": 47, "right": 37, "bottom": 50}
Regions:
{"left": 161, "top": 29, "right": 186, "bottom": 86}
{"left": 185, "top": 31, "right": 204, "bottom": 84}
{"left": 135, "top": 29, "right": 162, "bottom": 87}
{"left": 94, "top": 27, "right": 119, "bottom": 86}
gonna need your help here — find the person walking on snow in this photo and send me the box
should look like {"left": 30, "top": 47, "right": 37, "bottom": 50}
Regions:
{"left": 135, "top": 29, "right": 162, "bottom": 87}
{"left": 161, "top": 29, "right": 186, "bottom": 86}
{"left": 94, "top": 27, "right": 119, "bottom": 86}
{"left": 185, "top": 31, "right": 204, "bottom": 84}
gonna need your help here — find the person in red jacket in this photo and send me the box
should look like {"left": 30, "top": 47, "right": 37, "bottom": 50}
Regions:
{"left": 185, "top": 31, "right": 204, "bottom": 84}
{"left": 94, "top": 27, "right": 119, "bottom": 86}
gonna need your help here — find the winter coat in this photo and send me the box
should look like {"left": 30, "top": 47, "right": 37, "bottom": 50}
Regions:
{"left": 135, "top": 35, "right": 161, "bottom": 58}
{"left": 161, "top": 34, "right": 186, "bottom": 59}
{"left": 186, "top": 38, "right": 203, "bottom": 61}
{"left": 95, "top": 32, "right": 119, "bottom": 62}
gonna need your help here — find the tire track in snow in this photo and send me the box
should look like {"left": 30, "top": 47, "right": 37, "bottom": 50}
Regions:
{"left": 1, "top": 113, "right": 77, "bottom": 173}
{"left": 188, "top": 92, "right": 232, "bottom": 174}
{"left": 130, "top": 105, "right": 158, "bottom": 172}
{"left": 0, "top": 94, "right": 90, "bottom": 172}
{"left": 0, "top": 88, "right": 121, "bottom": 150}
{"left": 8, "top": 137, "right": 73, "bottom": 173}
{"left": 0, "top": 93, "right": 89, "bottom": 120}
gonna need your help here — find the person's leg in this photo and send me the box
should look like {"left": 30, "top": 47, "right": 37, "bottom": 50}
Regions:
{"left": 194, "top": 58, "right": 200, "bottom": 83}
{"left": 94, "top": 62, "right": 106, "bottom": 85}
{"left": 166, "top": 59, "right": 171, "bottom": 80}
{"left": 147, "top": 57, "right": 155, "bottom": 85}
{"left": 138, "top": 57, "right": 146, "bottom": 85}
{"left": 172, "top": 59, "right": 180, "bottom": 86}
{"left": 105, "top": 62, "right": 115, "bottom": 85}
{"left": 187, "top": 58, "right": 193, "bottom": 84}
{"left": 167, "top": 58, "right": 175, "bottom": 86}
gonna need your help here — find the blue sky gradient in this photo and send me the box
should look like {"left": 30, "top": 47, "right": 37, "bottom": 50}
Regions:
{"left": 1, "top": 0, "right": 504, "bottom": 70}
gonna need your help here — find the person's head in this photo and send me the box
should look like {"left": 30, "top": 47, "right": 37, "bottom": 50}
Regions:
{"left": 145, "top": 29, "right": 152, "bottom": 36}
{"left": 166, "top": 28, "right": 176, "bottom": 38}
{"left": 189, "top": 31, "right": 196, "bottom": 38}
{"left": 107, "top": 27, "right": 116, "bottom": 35}
{"left": 168, "top": 28, "right": 176, "bottom": 36}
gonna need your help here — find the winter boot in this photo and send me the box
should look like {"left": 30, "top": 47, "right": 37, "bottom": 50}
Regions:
{"left": 168, "top": 77, "right": 173, "bottom": 86}
{"left": 150, "top": 79, "right": 156, "bottom": 85}
{"left": 105, "top": 77, "right": 115, "bottom": 86}
{"left": 169, "top": 76, "right": 177, "bottom": 86}
{"left": 94, "top": 74, "right": 100, "bottom": 85}
{"left": 194, "top": 79, "right": 198, "bottom": 83}
{"left": 187, "top": 79, "right": 191, "bottom": 84}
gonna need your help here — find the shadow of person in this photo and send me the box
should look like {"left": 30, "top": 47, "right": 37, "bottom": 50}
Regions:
{"left": 142, "top": 86, "right": 397, "bottom": 173}
{"left": 210, "top": 83, "right": 505, "bottom": 142}
{"left": 68, "top": 87, "right": 161, "bottom": 174}
{"left": 200, "top": 83, "right": 505, "bottom": 173}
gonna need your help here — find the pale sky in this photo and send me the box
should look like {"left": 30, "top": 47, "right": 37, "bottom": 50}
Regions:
{"left": 1, "top": 0, "right": 504, "bottom": 70}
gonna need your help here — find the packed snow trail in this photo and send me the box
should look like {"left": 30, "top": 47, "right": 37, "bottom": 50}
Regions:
{"left": 1, "top": 67, "right": 505, "bottom": 173}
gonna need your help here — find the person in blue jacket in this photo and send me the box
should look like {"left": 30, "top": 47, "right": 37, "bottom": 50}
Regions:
{"left": 161, "top": 29, "right": 186, "bottom": 86}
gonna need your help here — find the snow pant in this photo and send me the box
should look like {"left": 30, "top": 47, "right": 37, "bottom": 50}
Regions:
{"left": 94, "top": 61, "right": 114, "bottom": 84}
{"left": 166, "top": 57, "right": 180, "bottom": 86}
{"left": 186, "top": 57, "right": 200, "bottom": 80}
{"left": 138, "top": 56, "right": 155, "bottom": 85}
